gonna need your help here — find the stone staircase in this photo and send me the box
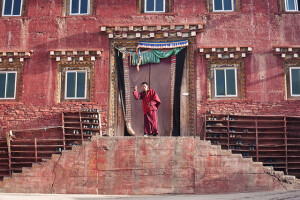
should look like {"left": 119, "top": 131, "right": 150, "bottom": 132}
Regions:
{"left": 0, "top": 136, "right": 299, "bottom": 194}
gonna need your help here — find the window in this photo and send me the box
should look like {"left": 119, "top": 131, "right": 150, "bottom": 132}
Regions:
{"left": 283, "top": 60, "right": 300, "bottom": 100}
{"left": 214, "top": 68, "right": 237, "bottom": 97}
{"left": 0, "top": 57, "right": 24, "bottom": 102}
{"left": 145, "top": 0, "right": 165, "bottom": 13}
{"left": 208, "top": 61, "right": 245, "bottom": 100}
{"left": 65, "top": 70, "right": 87, "bottom": 99}
{"left": 285, "top": 0, "right": 299, "bottom": 11}
{"left": 139, "top": 0, "right": 172, "bottom": 13}
{"left": 58, "top": 65, "right": 93, "bottom": 103}
{"left": 56, "top": 56, "right": 94, "bottom": 103}
{"left": 208, "top": 0, "right": 240, "bottom": 12}
{"left": 2, "top": 0, "right": 22, "bottom": 16}
{"left": 0, "top": 71, "right": 17, "bottom": 99}
{"left": 213, "top": 0, "right": 234, "bottom": 12}
{"left": 290, "top": 67, "right": 300, "bottom": 96}
{"left": 70, "top": 0, "right": 90, "bottom": 15}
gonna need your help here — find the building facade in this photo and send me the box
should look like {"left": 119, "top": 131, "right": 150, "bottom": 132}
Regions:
{"left": 0, "top": 0, "right": 300, "bottom": 138}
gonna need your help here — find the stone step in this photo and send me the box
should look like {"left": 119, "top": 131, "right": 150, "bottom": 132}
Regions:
{"left": 1, "top": 137, "right": 299, "bottom": 195}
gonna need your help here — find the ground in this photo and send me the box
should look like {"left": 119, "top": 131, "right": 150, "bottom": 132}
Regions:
{"left": 0, "top": 190, "right": 300, "bottom": 200}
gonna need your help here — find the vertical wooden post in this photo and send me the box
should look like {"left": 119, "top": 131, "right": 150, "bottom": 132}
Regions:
{"left": 34, "top": 138, "right": 37, "bottom": 163}
{"left": 79, "top": 111, "right": 83, "bottom": 143}
{"left": 255, "top": 119, "right": 259, "bottom": 162}
{"left": 6, "top": 131, "right": 12, "bottom": 176}
{"left": 62, "top": 112, "right": 66, "bottom": 150}
{"left": 204, "top": 114, "right": 207, "bottom": 140}
{"left": 284, "top": 116, "right": 288, "bottom": 175}
{"left": 98, "top": 112, "right": 102, "bottom": 136}
{"left": 227, "top": 114, "right": 229, "bottom": 149}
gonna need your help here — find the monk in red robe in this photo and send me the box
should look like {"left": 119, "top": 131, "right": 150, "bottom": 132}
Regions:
{"left": 133, "top": 82, "right": 161, "bottom": 136}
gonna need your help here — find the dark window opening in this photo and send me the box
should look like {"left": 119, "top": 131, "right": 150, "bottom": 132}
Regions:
{"left": 3, "top": 0, "right": 22, "bottom": 16}
{"left": 70, "top": 0, "right": 89, "bottom": 15}
{"left": 66, "top": 71, "right": 86, "bottom": 99}
{"left": 0, "top": 72, "right": 16, "bottom": 99}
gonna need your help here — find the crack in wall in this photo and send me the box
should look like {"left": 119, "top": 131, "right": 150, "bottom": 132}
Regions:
{"left": 50, "top": 153, "right": 63, "bottom": 193}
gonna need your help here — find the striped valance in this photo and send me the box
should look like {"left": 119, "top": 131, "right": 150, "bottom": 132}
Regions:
{"left": 137, "top": 40, "right": 188, "bottom": 49}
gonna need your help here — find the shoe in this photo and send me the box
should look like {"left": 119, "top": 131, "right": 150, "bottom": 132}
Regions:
{"left": 153, "top": 133, "right": 158, "bottom": 136}
{"left": 144, "top": 134, "right": 149, "bottom": 137}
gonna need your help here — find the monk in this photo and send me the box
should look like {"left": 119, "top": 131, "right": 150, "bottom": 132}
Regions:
{"left": 133, "top": 82, "right": 161, "bottom": 136}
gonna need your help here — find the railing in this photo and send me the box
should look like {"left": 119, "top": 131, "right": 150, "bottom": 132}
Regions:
{"left": 0, "top": 126, "right": 63, "bottom": 178}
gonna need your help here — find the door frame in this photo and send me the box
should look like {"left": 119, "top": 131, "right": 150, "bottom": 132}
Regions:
{"left": 107, "top": 38, "right": 196, "bottom": 136}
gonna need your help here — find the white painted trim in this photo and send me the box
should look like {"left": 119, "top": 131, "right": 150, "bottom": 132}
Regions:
{"left": 214, "top": 67, "right": 238, "bottom": 97}
{"left": 290, "top": 67, "right": 300, "bottom": 96}
{"left": 213, "top": 0, "right": 234, "bottom": 12}
{"left": 144, "top": 0, "right": 165, "bottom": 13}
{"left": 285, "top": 0, "right": 299, "bottom": 11}
{"left": 0, "top": 71, "right": 17, "bottom": 99}
{"left": 2, "top": 0, "right": 23, "bottom": 16}
{"left": 70, "top": 0, "right": 90, "bottom": 15}
{"left": 65, "top": 70, "right": 87, "bottom": 99}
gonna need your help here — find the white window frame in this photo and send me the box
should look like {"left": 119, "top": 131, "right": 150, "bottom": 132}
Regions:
{"left": 65, "top": 70, "right": 87, "bottom": 99}
{"left": 2, "top": 0, "right": 22, "bottom": 16}
{"left": 285, "top": 0, "right": 299, "bottom": 11}
{"left": 290, "top": 67, "right": 300, "bottom": 96}
{"left": 0, "top": 71, "right": 17, "bottom": 99}
{"left": 144, "top": 0, "right": 165, "bottom": 13}
{"left": 213, "top": 0, "right": 234, "bottom": 12}
{"left": 214, "top": 67, "right": 238, "bottom": 97}
{"left": 70, "top": 0, "right": 90, "bottom": 15}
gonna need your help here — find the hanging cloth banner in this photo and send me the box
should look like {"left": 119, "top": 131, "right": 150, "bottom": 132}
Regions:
{"left": 132, "top": 48, "right": 183, "bottom": 66}
{"left": 135, "top": 40, "right": 188, "bottom": 70}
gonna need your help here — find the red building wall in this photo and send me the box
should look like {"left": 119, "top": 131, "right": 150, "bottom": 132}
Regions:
{"left": 0, "top": 0, "right": 300, "bottom": 137}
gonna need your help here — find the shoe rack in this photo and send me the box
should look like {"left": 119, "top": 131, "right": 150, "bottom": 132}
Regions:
{"left": 204, "top": 114, "right": 300, "bottom": 178}
{"left": 62, "top": 110, "right": 101, "bottom": 150}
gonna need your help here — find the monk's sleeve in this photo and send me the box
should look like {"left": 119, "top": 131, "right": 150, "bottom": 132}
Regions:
{"left": 151, "top": 90, "right": 161, "bottom": 109}
{"left": 133, "top": 90, "right": 142, "bottom": 100}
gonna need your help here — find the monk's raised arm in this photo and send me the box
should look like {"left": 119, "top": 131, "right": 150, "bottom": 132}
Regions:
{"left": 133, "top": 90, "right": 142, "bottom": 100}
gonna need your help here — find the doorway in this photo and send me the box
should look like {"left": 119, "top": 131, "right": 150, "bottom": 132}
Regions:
{"left": 129, "top": 58, "right": 172, "bottom": 136}
{"left": 108, "top": 39, "right": 195, "bottom": 137}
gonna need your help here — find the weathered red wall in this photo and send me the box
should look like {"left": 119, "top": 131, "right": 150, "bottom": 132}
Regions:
{"left": 195, "top": 1, "right": 300, "bottom": 133}
{"left": 0, "top": 1, "right": 300, "bottom": 136}
{"left": 1, "top": 137, "right": 298, "bottom": 194}
{"left": 196, "top": 0, "right": 300, "bottom": 105}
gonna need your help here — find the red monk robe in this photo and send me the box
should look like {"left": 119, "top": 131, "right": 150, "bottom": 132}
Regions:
{"left": 133, "top": 88, "right": 161, "bottom": 135}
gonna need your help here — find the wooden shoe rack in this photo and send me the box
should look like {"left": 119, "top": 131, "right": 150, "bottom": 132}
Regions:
{"left": 62, "top": 110, "right": 101, "bottom": 150}
{"left": 0, "top": 110, "right": 101, "bottom": 181}
{"left": 204, "top": 114, "right": 300, "bottom": 178}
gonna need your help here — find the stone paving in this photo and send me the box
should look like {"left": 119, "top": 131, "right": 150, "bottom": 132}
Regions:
{"left": 0, "top": 190, "right": 300, "bottom": 200}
